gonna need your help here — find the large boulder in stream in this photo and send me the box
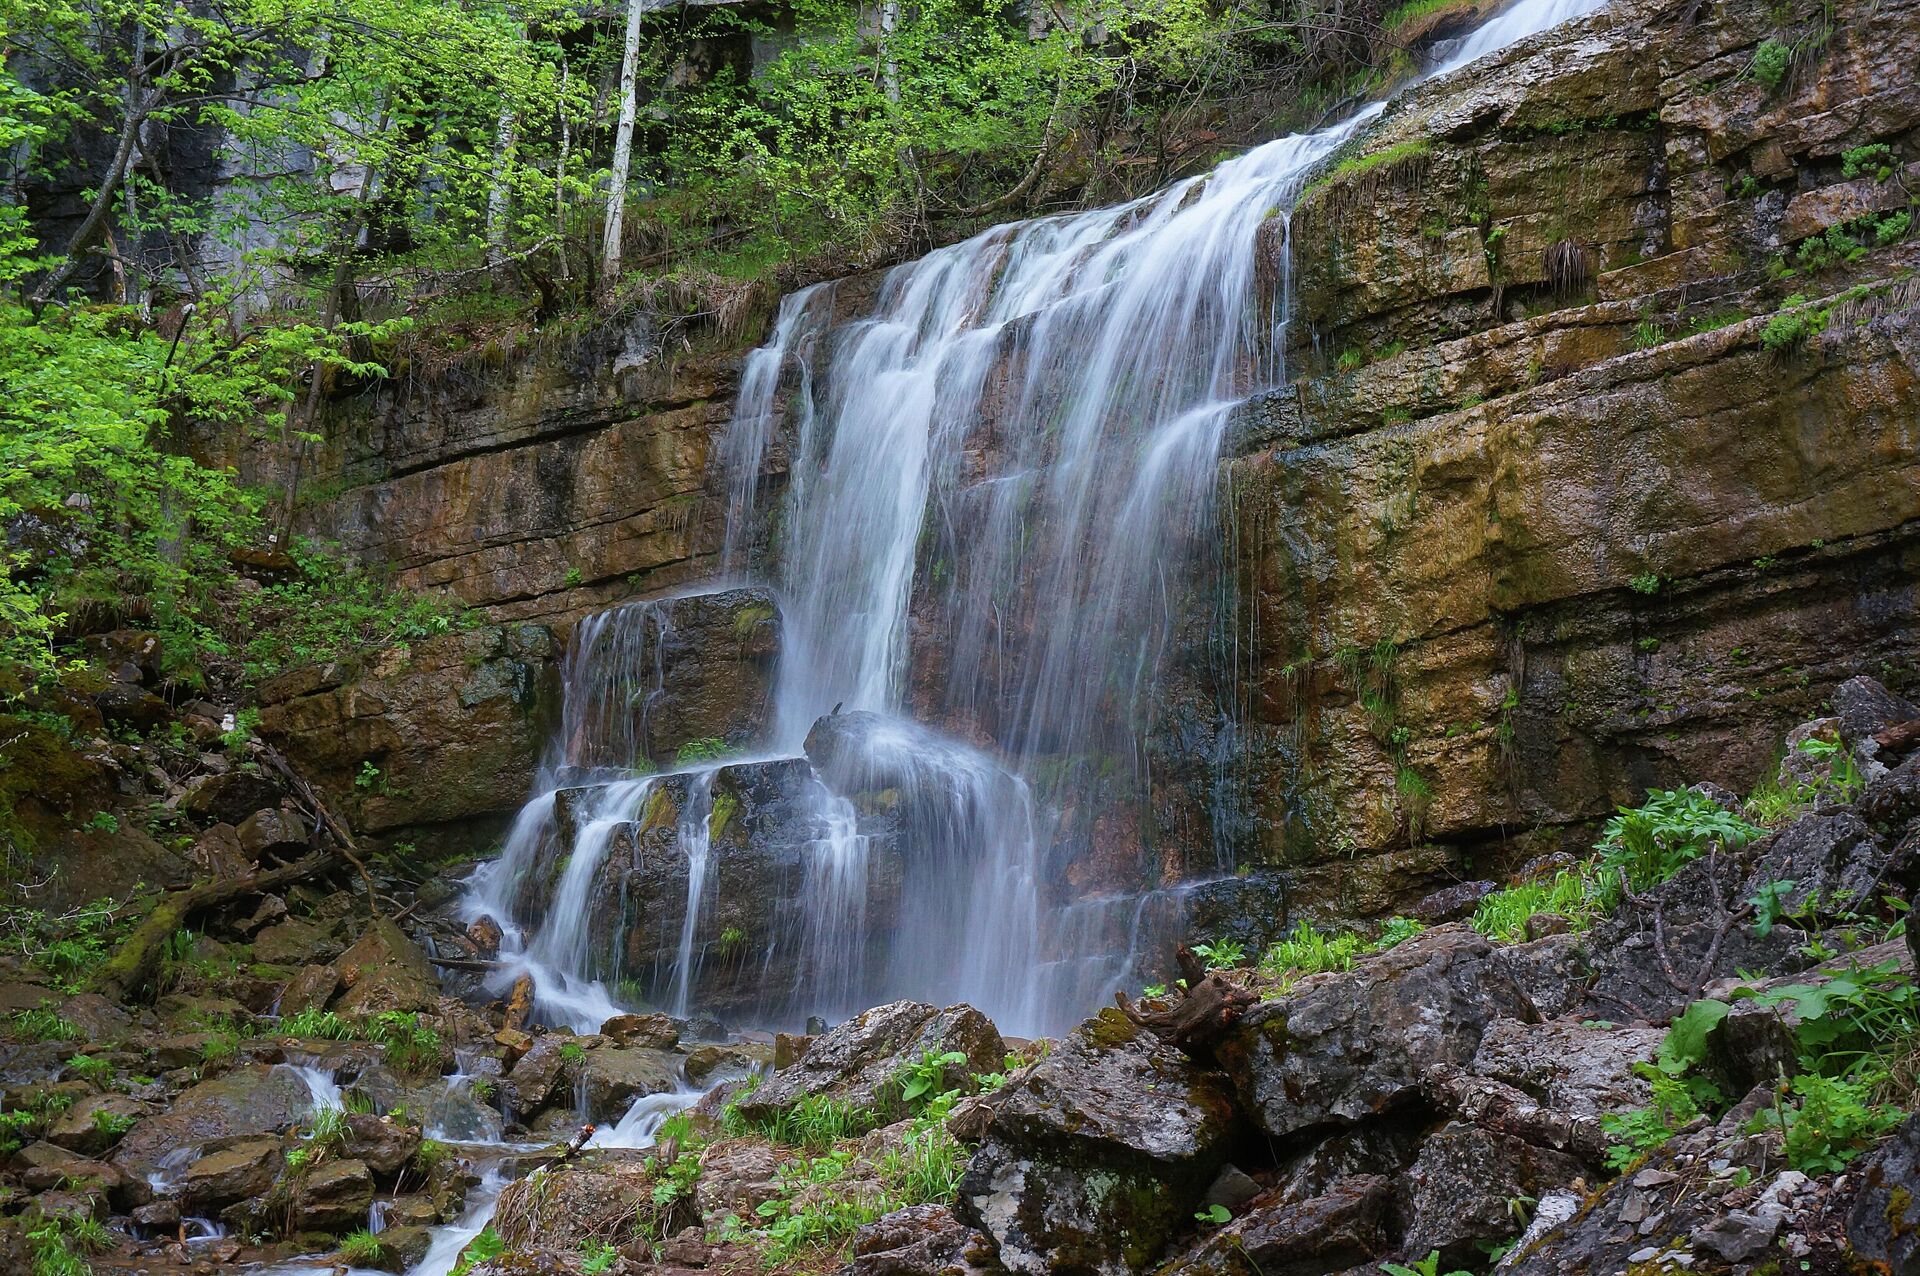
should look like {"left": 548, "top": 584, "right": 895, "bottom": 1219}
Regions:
{"left": 111, "top": 1063, "right": 318, "bottom": 1187}
{"left": 539, "top": 758, "right": 907, "bottom": 1018}
{"left": 953, "top": 1008, "right": 1239, "bottom": 1276}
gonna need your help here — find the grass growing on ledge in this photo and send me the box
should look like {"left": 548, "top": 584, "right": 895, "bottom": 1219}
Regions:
{"left": 1299, "top": 139, "right": 1433, "bottom": 204}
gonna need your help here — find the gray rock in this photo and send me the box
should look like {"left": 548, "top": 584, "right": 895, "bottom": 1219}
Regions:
{"left": 290, "top": 1156, "right": 374, "bottom": 1231}
{"left": 1219, "top": 925, "right": 1533, "bottom": 1142}
{"left": 1469, "top": 1019, "right": 1660, "bottom": 1118}
{"left": 1152, "top": 1176, "right": 1393, "bottom": 1276}
{"left": 1847, "top": 1115, "right": 1920, "bottom": 1273}
{"left": 110, "top": 1063, "right": 315, "bottom": 1184}
{"left": 1400, "top": 1122, "right": 1587, "bottom": 1263}
{"left": 1411, "top": 880, "right": 1497, "bottom": 922}
{"left": 237, "top": 807, "right": 308, "bottom": 858}
{"left": 183, "top": 1136, "right": 282, "bottom": 1206}
{"left": 739, "top": 1000, "right": 1002, "bottom": 1123}
{"left": 179, "top": 770, "right": 281, "bottom": 824}
{"left": 954, "top": 1008, "right": 1239, "bottom": 1275}
{"left": 848, "top": 1204, "right": 1008, "bottom": 1276}
{"left": 579, "top": 1044, "right": 680, "bottom": 1121}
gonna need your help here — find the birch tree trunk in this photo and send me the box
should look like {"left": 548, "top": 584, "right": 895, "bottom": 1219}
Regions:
{"left": 600, "top": 0, "right": 649, "bottom": 288}
{"left": 485, "top": 100, "right": 519, "bottom": 267}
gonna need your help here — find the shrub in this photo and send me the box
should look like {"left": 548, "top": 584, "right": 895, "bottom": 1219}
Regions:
{"left": 1372, "top": 916, "right": 1426, "bottom": 951}
{"left": 1752, "top": 39, "right": 1791, "bottom": 89}
{"left": 1597, "top": 788, "right": 1762, "bottom": 893}
{"left": 1471, "top": 868, "right": 1605, "bottom": 942}
{"left": 1191, "top": 938, "right": 1247, "bottom": 970}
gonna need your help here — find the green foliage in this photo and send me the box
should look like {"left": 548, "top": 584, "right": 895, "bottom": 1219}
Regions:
{"left": 26, "top": 1209, "right": 101, "bottom": 1276}
{"left": 413, "top": 1138, "right": 450, "bottom": 1175}
{"left": 1597, "top": 788, "right": 1762, "bottom": 893}
{"left": 581, "top": 1240, "right": 618, "bottom": 1274}
{"left": 1749, "top": 1071, "right": 1901, "bottom": 1172}
{"left": 370, "top": 1011, "right": 443, "bottom": 1074}
{"left": 1841, "top": 143, "right": 1896, "bottom": 181}
{"left": 1752, "top": 38, "right": 1791, "bottom": 89}
{"left": 66, "top": 1053, "right": 113, "bottom": 1086}
{"left": 1372, "top": 916, "right": 1425, "bottom": 950}
{"left": 281, "top": 1007, "right": 356, "bottom": 1040}
{"left": 10, "top": 1007, "right": 82, "bottom": 1042}
{"left": 453, "top": 1226, "right": 505, "bottom": 1276}
{"left": 1381, "top": 1251, "right": 1474, "bottom": 1276}
{"left": 1628, "top": 571, "right": 1662, "bottom": 594}
{"left": 90, "top": 1107, "right": 136, "bottom": 1141}
{"left": 340, "top": 1229, "right": 385, "bottom": 1265}
{"left": 559, "top": 1040, "right": 587, "bottom": 1065}
{"left": 1601, "top": 1066, "right": 1708, "bottom": 1170}
{"left": 674, "top": 737, "right": 730, "bottom": 765}
{"left": 1191, "top": 937, "right": 1247, "bottom": 970}
{"left": 896, "top": 1049, "right": 967, "bottom": 1105}
{"left": 759, "top": 1093, "right": 875, "bottom": 1150}
{"left": 1471, "top": 868, "right": 1606, "bottom": 942}
{"left": 1259, "top": 920, "right": 1361, "bottom": 987}
{"left": 1195, "top": 1202, "right": 1231, "bottom": 1225}
{"left": 220, "top": 707, "right": 261, "bottom": 751}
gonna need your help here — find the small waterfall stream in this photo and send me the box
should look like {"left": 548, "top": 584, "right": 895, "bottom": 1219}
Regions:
{"left": 463, "top": 0, "right": 1607, "bottom": 1043}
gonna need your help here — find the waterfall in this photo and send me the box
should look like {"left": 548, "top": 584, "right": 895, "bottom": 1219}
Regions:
{"left": 470, "top": 0, "right": 1607, "bottom": 1039}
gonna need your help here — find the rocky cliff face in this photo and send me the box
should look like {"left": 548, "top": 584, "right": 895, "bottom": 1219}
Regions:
{"left": 1184, "top": 0, "right": 1920, "bottom": 911}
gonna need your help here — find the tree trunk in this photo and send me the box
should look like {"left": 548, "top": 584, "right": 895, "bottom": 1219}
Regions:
{"left": 485, "top": 90, "right": 520, "bottom": 267}
{"left": 554, "top": 60, "right": 571, "bottom": 281}
{"left": 31, "top": 37, "right": 149, "bottom": 308}
{"left": 601, "top": 0, "right": 649, "bottom": 289}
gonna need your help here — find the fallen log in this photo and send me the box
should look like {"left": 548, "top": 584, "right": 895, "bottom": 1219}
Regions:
{"left": 88, "top": 849, "right": 340, "bottom": 1003}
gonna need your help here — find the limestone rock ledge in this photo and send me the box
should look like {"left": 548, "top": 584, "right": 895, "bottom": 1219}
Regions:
{"left": 1185, "top": 0, "right": 1920, "bottom": 897}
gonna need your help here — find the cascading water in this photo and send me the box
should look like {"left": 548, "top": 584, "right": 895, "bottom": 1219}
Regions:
{"left": 469, "top": 0, "right": 1607, "bottom": 1041}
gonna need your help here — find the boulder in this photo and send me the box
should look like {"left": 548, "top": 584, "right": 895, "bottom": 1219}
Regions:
{"left": 182, "top": 1136, "right": 282, "bottom": 1207}
{"left": 1411, "top": 880, "right": 1497, "bottom": 923}
{"left": 1847, "top": 1115, "right": 1920, "bottom": 1273}
{"left": 599, "top": 1012, "right": 679, "bottom": 1049}
{"left": 1152, "top": 1176, "right": 1393, "bottom": 1276}
{"left": 191, "top": 823, "right": 255, "bottom": 879}
{"left": 1739, "top": 809, "right": 1892, "bottom": 921}
{"left": 954, "top": 1009, "right": 1239, "bottom": 1275}
{"left": 1486, "top": 932, "right": 1585, "bottom": 1020}
{"left": 332, "top": 918, "right": 440, "bottom": 1016}
{"left": 1176, "top": 871, "right": 1292, "bottom": 959}
{"left": 579, "top": 1044, "right": 680, "bottom": 1121}
{"left": 500, "top": 1036, "right": 574, "bottom": 1116}
{"left": 278, "top": 964, "right": 340, "bottom": 1017}
{"left": 291, "top": 1156, "right": 374, "bottom": 1231}
{"left": 693, "top": 1139, "right": 784, "bottom": 1218}
{"left": 1831, "top": 676, "right": 1919, "bottom": 781}
{"left": 46, "top": 1092, "right": 148, "bottom": 1155}
{"left": 1267, "top": 1124, "right": 1424, "bottom": 1208}
{"left": 1218, "top": 925, "right": 1533, "bottom": 1142}
{"left": 179, "top": 770, "right": 282, "bottom": 824}
{"left": 12, "top": 1140, "right": 128, "bottom": 1193}
{"left": 738, "top": 1001, "right": 1003, "bottom": 1123}
{"left": 342, "top": 1112, "right": 421, "bottom": 1175}
{"left": 236, "top": 807, "right": 308, "bottom": 858}
{"left": 848, "top": 1204, "right": 1009, "bottom": 1276}
{"left": 95, "top": 681, "right": 171, "bottom": 733}
{"left": 1468, "top": 1019, "right": 1659, "bottom": 1118}
{"left": 253, "top": 917, "right": 343, "bottom": 967}
{"left": 110, "top": 1063, "right": 316, "bottom": 1184}
{"left": 1399, "top": 1123, "right": 1587, "bottom": 1263}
